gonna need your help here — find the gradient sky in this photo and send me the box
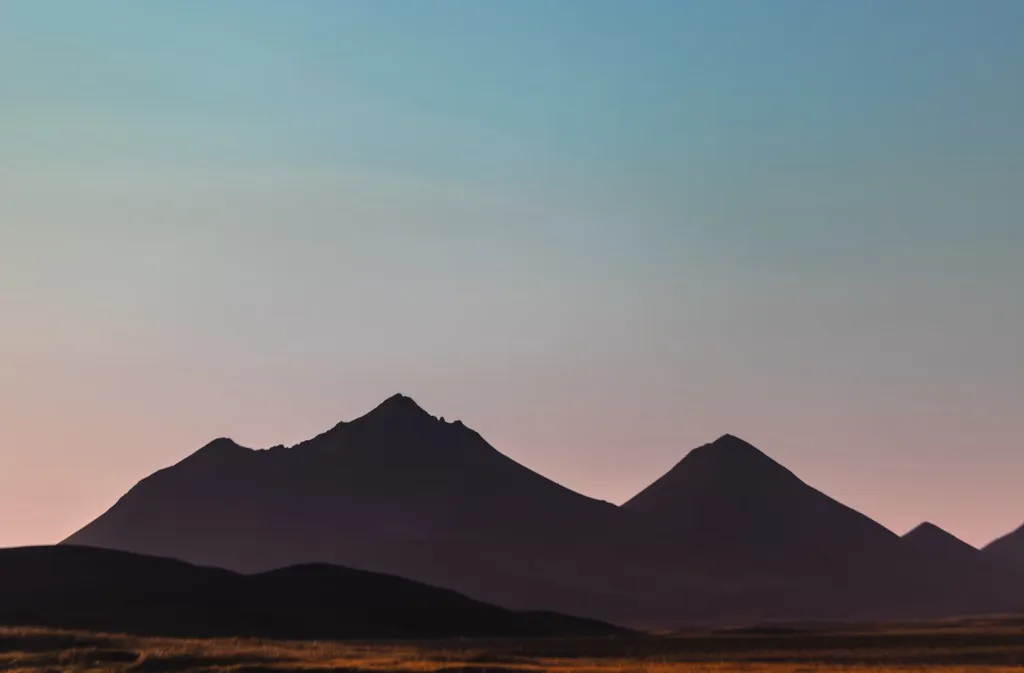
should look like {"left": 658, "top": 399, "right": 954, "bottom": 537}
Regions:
{"left": 2, "top": 0, "right": 1023, "bottom": 549}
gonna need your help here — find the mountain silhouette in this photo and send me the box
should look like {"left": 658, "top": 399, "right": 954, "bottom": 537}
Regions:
{"left": 617, "top": 435, "right": 982, "bottom": 624}
{"left": 623, "top": 434, "right": 899, "bottom": 571}
{"left": 983, "top": 523, "right": 1024, "bottom": 571}
{"left": 0, "top": 545, "right": 620, "bottom": 639}
{"left": 899, "top": 521, "right": 1024, "bottom": 616}
{"left": 64, "top": 394, "right": 631, "bottom": 619}
{"left": 64, "top": 396, "right": 1024, "bottom": 627}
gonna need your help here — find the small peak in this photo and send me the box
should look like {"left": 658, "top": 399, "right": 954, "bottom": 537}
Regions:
{"left": 361, "top": 393, "right": 434, "bottom": 422}
{"left": 380, "top": 393, "right": 428, "bottom": 412}
{"left": 711, "top": 433, "right": 758, "bottom": 450}
{"left": 180, "top": 436, "right": 250, "bottom": 467}
{"left": 200, "top": 437, "right": 243, "bottom": 452}
{"left": 696, "top": 434, "right": 771, "bottom": 462}
{"left": 675, "top": 433, "right": 792, "bottom": 480}
{"left": 905, "top": 521, "right": 944, "bottom": 537}
{"left": 903, "top": 521, "right": 978, "bottom": 553}
{"left": 904, "top": 521, "right": 973, "bottom": 545}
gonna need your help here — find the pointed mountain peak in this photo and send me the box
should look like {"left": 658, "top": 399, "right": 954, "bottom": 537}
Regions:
{"left": 377, "top": 393, "right": 430, "bottom": 414}
{"left": 903, "top": 521, "right": 978, "bottom": 554}
{"left": 904, "top": 521, "right": 946, "bottom": 538}
{"left": 622, "top": 434, "right": 804, "bottom": 514}
{"left": 709, "top": 433, "right": 761, "bottom": 452}
{"left": 358, "top": 393, "right": 435, "bottom": 423}
{"left": 202, "top": 437, "right": 242, "bottom": 450}
{"left": 176, "top": 437, "right": 251, "bottom": 470}
{"left": 682, "top": 433, "right": 787, "bottom": 474}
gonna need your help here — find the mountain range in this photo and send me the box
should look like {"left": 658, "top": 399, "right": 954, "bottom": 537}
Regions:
{"left": 62, "top": 394, "right": 1024, "bottom": 628}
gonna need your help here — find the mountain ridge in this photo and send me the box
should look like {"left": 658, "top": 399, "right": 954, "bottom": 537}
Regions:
{"left": 63, "top": 393, "right": 1024, "bottom": 627}
{"left": 63, "top": 394, "right": 629, "bottom": 621}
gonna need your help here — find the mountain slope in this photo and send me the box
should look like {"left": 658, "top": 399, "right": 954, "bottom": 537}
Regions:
{"left": 983, "top": 523, "right": 1024, "bottom": 571}
{"left": 0, "top": 546, "right": 620, "bottom": 638}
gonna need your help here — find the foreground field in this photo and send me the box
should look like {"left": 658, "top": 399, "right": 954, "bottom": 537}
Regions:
{"left": 2, "top": 616, "right": 1024, "bottom": 672}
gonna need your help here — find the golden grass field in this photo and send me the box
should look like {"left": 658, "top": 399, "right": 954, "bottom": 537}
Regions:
{"left": 2, "top": 616, "right": 1024, "bottom": 672}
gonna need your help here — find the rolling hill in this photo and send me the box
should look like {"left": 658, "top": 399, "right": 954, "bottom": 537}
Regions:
{"left": 0, "top": 545, "right": 621, "bottom": 639}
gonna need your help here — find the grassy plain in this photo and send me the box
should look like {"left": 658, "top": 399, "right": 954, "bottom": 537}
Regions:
{"left": 2, "top": 616, "right": 1023, "bottom": 672}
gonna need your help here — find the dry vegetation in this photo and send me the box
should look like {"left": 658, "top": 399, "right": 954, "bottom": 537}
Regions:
{"left": 2, "top": 617, "right": 1024, "bottom": 673}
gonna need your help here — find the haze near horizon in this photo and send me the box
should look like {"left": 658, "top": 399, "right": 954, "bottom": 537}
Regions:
{"left": 2, "top": 0, "right": 1023, "bottom": 549}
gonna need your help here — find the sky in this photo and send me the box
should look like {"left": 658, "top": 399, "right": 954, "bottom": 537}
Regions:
{"left": 2, "top": 0, "right": 1023, "bottom": 549}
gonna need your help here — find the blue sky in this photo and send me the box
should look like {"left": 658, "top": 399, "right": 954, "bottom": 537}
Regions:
{"left": 2, "top": 0, "right": 1023, "bottom": 547}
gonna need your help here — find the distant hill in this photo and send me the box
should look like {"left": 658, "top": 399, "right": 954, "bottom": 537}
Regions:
{"left": 62, "top": 394, "right": 1024, "bottom": 627}
{"left": 0, "top": 545, "right": 621, "bottom": 639}
{"left": 983, "top": 523, "right": 1024, "bottom": 572}
{"left": 894, "top": 521, "right": 1024, "bottom": 614}
{"left": 903, "top": 522, "right": 980, "bottom": 564}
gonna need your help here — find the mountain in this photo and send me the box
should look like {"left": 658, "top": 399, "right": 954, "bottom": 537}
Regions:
{"left": 0, "top": 545, "right": 620, "bottom": 639}
{"left": 63, "top": 397, "right": 1024, "bottom": 627}
{"left": 620, "top": 435, "right": 1024, "bottom": 624}
{"left": 983, "top": 523, "right": 1024, "bottom": 571}
{"left": 64, "top": 394, "right": 639, "bottom": 620}
{"left": 623, "top": 434, "right": 900, "bottom": 571}
{"left": 618, "top": 434, "right": 916, "bottom": 623}
{"left": 899, "top": 522, "right": 1024, "bottom": 615}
